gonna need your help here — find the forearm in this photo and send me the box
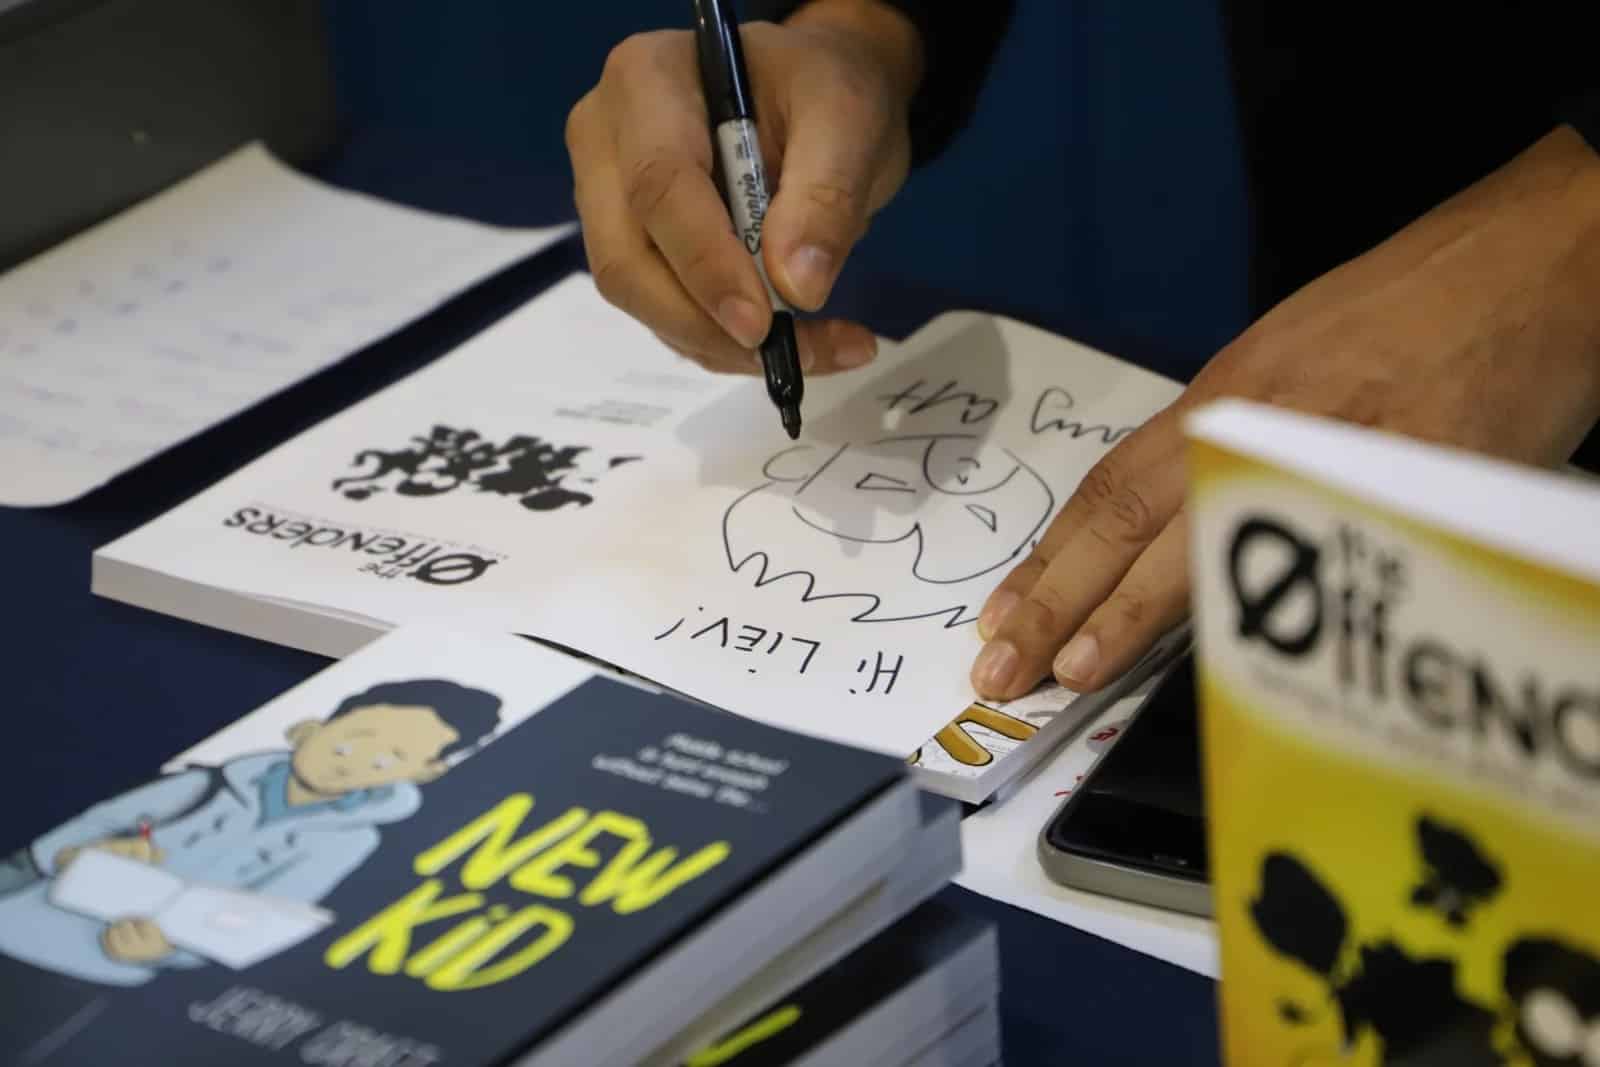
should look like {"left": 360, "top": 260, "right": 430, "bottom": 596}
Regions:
{"left": 1457, "top": 125, "right": 1600, "bottom": 431}
{"left": 1339, "top": 124, "right": 1600, "bottom": 464}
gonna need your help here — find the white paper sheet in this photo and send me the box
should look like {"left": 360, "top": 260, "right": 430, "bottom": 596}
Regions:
{"left": 97, "top": 274, "right": 1182, "bottom": 756}
{"left": 954, "top": 678, "right": 1219, "bottom": 978}
{"left": 49, "top": 850, "right": 332, "bottom": 970}
{"left": 0, "top": 143, "right": 572, "bottom": 506}
{"left": 49, "top": 849, "right": 183, "bottom": 920}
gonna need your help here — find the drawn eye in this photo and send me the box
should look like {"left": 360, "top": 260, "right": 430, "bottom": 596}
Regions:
{"left": 855, "top": 472, "right": 915, "bottom": 493}
{"left": 966, "top": 504, "right": 998, "bottom": 532}
{"left": 333, "top": 744, "right": 350, "bottom": 757}
{"left": 1523, "top": 989, "right": 1582, "bottom": 1056}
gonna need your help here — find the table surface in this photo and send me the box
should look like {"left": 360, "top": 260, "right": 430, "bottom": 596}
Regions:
{"left": 2, "top": 131, "right": 1222, "bottom": 1067}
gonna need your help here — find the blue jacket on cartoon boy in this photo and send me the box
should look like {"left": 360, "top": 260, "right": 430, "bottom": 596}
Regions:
{"left": 0, "top": 679, "right": 500, "bottom": 987}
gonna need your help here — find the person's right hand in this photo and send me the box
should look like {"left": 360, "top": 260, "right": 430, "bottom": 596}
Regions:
{"left": 55, "top": 835, "right": 164, "bottom": 872}
{"left": 566, "top": 3, "right": 924, "bottom": 374}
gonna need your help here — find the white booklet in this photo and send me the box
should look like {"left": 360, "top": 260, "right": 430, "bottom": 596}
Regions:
{"left": 94, "top": 273, "right": 1184, "bottom": 795}
{"left": 49, "top": 850, "right": 333, "bottom": 971}
{"left": 0, "top": 143, "right": 572, "bottom": 506}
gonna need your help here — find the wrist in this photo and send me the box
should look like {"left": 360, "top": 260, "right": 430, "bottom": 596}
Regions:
{"left": 1515, "top": 128, "right": 1600, "bottom": 408}
{"left": 785, "top": 0, "right": 925, "bottom": 108}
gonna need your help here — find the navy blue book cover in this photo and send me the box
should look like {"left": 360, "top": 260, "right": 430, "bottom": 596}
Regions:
{"left": 0, "top": 646, "right": 903, "bottom": 1067}
{"left": 681, "top": 900, "right": 993, "bottom": 1066}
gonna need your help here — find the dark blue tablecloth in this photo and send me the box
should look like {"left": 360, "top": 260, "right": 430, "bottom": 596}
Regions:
{"left": 1, "top": 132, "right": 1220, "bottom": 1067}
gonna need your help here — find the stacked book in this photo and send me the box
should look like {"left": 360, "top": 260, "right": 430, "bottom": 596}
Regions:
{"left": 1187, "top": 401, "right": 1600, "bottom": 1065}
{"left": 0, "top": 626, "right": 999, "bottom": 1066}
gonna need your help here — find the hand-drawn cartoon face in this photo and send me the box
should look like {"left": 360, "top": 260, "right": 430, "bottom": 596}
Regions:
{"left": 723, "top": 435, "right": 1054, "bottom": 626}
{"left": 288, "top": 680, "right": 503, "bottom": 792}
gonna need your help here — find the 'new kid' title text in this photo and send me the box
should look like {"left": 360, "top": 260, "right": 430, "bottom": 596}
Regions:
{"left": 323, "top": 795, "right": 731, "bottom": 990}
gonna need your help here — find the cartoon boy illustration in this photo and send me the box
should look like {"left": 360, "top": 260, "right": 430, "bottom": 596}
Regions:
{"left": 0, "top": 679, "right": 500, "bottom": 987}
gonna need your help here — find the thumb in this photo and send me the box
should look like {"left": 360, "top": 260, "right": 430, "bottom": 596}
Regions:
{"left": 763, "top": 85, "right": 895, "bottom": 311}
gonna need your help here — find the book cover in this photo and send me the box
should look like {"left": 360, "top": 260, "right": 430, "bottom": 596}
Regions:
{"left": 0, "top": 627, "right": 904, "bottom": 1066}
{"left": 1186, "top": 401, "right": 1600, "bottom": 1066}
{"left": 680, "top": 900, "right": 996, "bottom": 1067}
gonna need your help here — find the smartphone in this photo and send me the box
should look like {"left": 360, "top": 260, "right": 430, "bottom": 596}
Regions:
{"left": 1036, "top": 651, "right": 1210, "bottom": 917}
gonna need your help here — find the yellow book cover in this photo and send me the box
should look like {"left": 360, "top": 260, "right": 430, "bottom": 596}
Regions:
{"left": 1185, "top": 400, "right": 1600, "bottom": 1067}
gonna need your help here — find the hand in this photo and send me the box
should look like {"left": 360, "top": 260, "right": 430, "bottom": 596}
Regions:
{"left": 55, "top": 835, "right": 164, "bottom": 872}
{"left": 101, "top": 918, "right": 175, "bottom": 964}
{"left": 971, "top": 126, "right": 1600, "bottom": 701}
{"left": 566, "top": 2, "right": 924, "bottom": 374}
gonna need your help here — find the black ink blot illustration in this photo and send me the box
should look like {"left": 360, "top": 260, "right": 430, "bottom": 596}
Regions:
{"left": 331, "top": 425, "right": 640, "bottom": 513}
{"left": 1248, "top": 822, "right": 1600, "bottom": 1066}
{"left": 1249, "top": 850, "right": 1501, "bottom": 1065}
{"left": 1504, "top": 936, "right": 1600, "bottom": 1067}
{"left": 1410, "top": 814, "right": 1504, "bottom": 928}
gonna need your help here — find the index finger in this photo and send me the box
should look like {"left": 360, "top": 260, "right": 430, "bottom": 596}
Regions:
{"left": 971, "top": 412, "right": 1187, "bottom": 700}
{"left": 602, "top": 38, "right": 774, "bottom": 353}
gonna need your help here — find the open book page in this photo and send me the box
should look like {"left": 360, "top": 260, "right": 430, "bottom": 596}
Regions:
{"left": 98, "top": 274, "right": 1182, "bottom": 755}
{"left": 49, "top": 849, "right": 184, "bottom": 921}
{"left": 48, "top": 850, "right": 332, "bottom": 970}
{"left": 0, "top": 143, "right": 572, "bottom": 506}
{"left": 152, "top": 886, "right": 331, "bottom": 970}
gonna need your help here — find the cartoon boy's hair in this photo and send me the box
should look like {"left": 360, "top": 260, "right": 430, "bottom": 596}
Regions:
{"left": 328, "top": 679, "right": 502, "bottom": 760}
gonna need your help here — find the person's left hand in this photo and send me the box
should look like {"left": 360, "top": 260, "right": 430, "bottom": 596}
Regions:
{"left": 970, "top": 126, "right": 1600, "bottom": 701}
{"left": 101, "top": 918, "right": 175, "bottom": 964}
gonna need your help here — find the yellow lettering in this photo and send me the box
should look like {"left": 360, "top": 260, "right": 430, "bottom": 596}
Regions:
{"left": 687, "top": 1005, "right": 803, "bottom": 1066}
{"left": 579, "top": 816, "right": 731, "bottom": 915}
{"left": 323, "top": 881, "right": 481, "bottom": 974}
{"left": 413, "top": 794, "right": 588, "bottom": 890}
{"left": 426, "top": 905, "right": 574, "bottom": 991}
{"left": 403, "top": 913, "right": 492, "bottom": 978}
{"left": 511, "top": 810, "right": 633, "bottom": 899}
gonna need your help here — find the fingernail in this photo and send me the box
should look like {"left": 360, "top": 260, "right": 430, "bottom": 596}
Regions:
{"left": 718, "top": 296, "right": 767, "bottom": 349}
{"left": 1054, "top": 633, "right": 1100, "bottom": 689}
{"left": 972, "top": 641, "right": 1019, "bottom": 696}
{"left": 977, "top": 591, "right": 1018, "bottom": 641}
{"left": 798, "top": 344, "right": 817, "bottom": 372}
{"left": 784, "top": 245, "right": 835, "bottom": 308}
{"left": 836, "top": 338, "right": 875, "bottom": 368}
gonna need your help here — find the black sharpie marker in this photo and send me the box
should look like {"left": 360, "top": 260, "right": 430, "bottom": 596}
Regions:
{"left": 691, "top": 0, "right": 804, "bottom": 439}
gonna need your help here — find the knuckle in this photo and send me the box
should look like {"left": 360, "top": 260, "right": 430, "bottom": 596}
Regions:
{"left": 1078, "top": 460, "right": 1161, "bottom": 545}
{"left": 1017, "top": 587, "right": 1072, "bottom": 643}
{"left": 674, "top": 238, "right": 724, "bottom": 287}
{"left": 563, "top": 96, "right": 589, "bottom": 153}
{"left": 1077, "top": 460, "right": 1121, "bottom": 509}
{"left": 1107, "top": 481, "right": 1159, "bottom": 542}
{"left": 589, "top": 257, "right": 633, "bottom": 309}
{"left": 602, "top": 33, "right": 657, "bottom": 83}
{"left": 801, "top": 178, "right": 865, "bottom": 232}
{"left": 624, "top": 155, "right": 684, "bottom": 221}
{"left": 1104, "top": 588, "right": 1148, "bottom": 631}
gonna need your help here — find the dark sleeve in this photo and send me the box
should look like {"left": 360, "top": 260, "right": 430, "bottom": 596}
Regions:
{"left": 1560, "top": 89, "right": 1600, "bottom": 157}
{"left": 747, "top": 0, "right": 1014, "bottom": 165}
